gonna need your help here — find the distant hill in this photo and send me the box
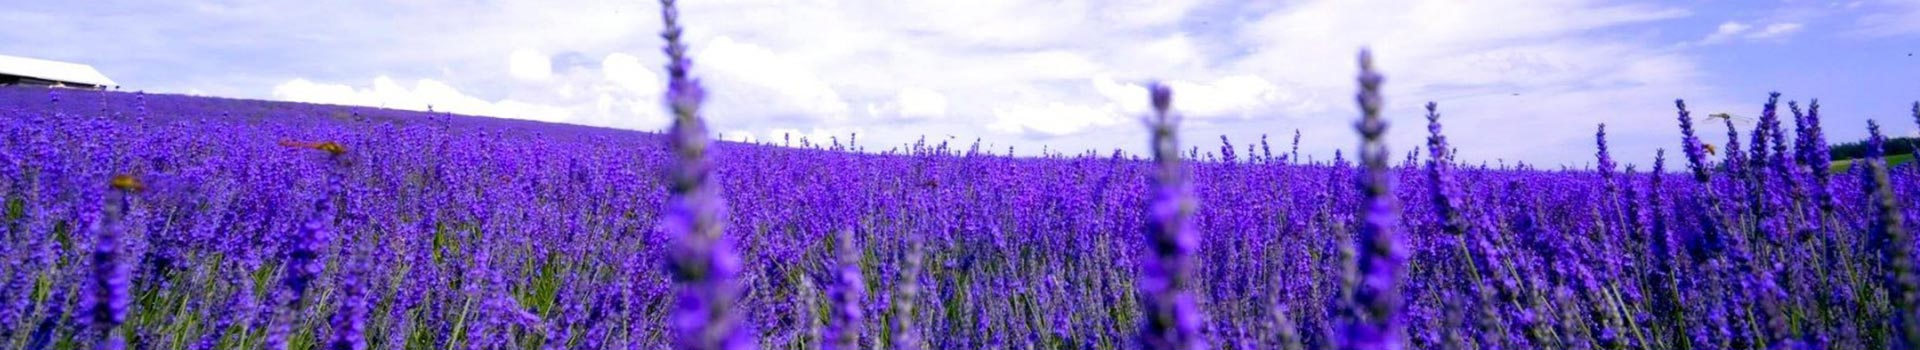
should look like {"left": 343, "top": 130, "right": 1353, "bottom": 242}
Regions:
{"left": 1829, "top": 136, "right": 1917, "bottom": 161}
{"left": 1825, "top": 135, "right": 1916, "bottom": 172}
{"left": 1831, "top": 153, "right": 1914, "bottom": 173}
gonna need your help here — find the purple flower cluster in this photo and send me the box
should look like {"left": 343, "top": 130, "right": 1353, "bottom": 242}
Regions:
{"left": 658, "top": 1, "right": 752, "bottom": 350}
{"left": 1343, "top": 49, "right": 1406, "bottom": 350}
{"left": 0, "top": 9, "right": 1916, "bottom": 350}
{"left": 1137, "top": 82, "right": 1207, "bottom": 350}
{"left": 826, "top": 229, "right": 864, "bottom": 350}
{"left": 79, "top": 176, "right": 136, "bottom": 350}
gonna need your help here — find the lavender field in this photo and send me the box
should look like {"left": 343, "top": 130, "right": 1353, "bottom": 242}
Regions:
{"left": 6, "top": 3, "right": 1920, "bottom": 350}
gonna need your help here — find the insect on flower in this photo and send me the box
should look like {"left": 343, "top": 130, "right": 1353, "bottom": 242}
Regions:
{"left": 279, "top": 140, "right": 347, "bottom": 156}
{"left": 110, "top": 174, "right": 144, "bottom": 193}
{"left": 1703, "top": 112, "right": 1754, "bottom": 127}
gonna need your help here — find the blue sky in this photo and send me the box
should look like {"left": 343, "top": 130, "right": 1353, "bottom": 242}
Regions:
{"left": 3, "top": 0, "right": 1916, "bottom": 166}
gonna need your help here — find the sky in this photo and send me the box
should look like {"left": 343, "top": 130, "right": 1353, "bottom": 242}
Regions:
{"left": 3, "top": 0, "right": 1917, "bottom": 166}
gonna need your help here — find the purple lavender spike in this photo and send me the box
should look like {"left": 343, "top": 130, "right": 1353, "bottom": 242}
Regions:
{"left": 1260, "top": 135, "right": 1273, "bottom": 163}
{"left": 266, "top": 171, "right": 336, "bottom": 350}
{"left": 1675, "top": 100, "right": 1712, "bottom": 183}
{"left": 1749, "top": 92, "right": 1781, "bottom": 171}
{"left": 1220, "top": 135, "right": 1237, "bottom": 163}
{"left": 890, "top": 243, "right": 923, "bottom": 350}
{"left": 1790, "top": 101, "right": 1811, "bottom": 167}
{"left": 327, "top": 250, "right": 370, "bottom": 350}
{"left": 1137, "top": 82, "right": 1207, "bottom": 350}
{"left": 1723, "top": 118, "right": 1746, "bottom": 178}
{"left": 80, "top": 175, "right": 137, "bottom": 350}
{"left": 1291, "top": 129, "right": 1302, "bottom": 165}
{"left": 658, "top": 1, "right": 752, "bottom": 349}
{"left": 1343, "top": 49, "right": 1406, "bottom": 350}
{"left": 825, "top": 229, "right": 864, "bottom": 350}
{"left": 1863, "top": 120, "right": 1920, "bottom": 347}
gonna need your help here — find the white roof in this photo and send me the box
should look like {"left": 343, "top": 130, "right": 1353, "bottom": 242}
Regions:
{"left": 0, "top": 54, "right": 117, "bottom": 87}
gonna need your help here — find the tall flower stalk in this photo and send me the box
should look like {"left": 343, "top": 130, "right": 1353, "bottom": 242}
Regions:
{"left": 1344, "top": 49, "right": 1406, "bottom": 350}
{"left": 267, "top": 145, "right": 345, "bottom": 350}
{"left": 888, "top": 240, "right": 924, "bottom": 350}
{"left": 658, "top": 1, "right": 751, "bottom": 349}
{"left": 1863, "top": 120, "right": 1918, "bottom": 348}
{"left": 826, "top": 229, "right": 864, "bottom": 350}
{"left": 82, "top": 175, "right": 138, "bottom": 350}
{"left": 1138, "top": 82, "right": 1207, "bottom": 350}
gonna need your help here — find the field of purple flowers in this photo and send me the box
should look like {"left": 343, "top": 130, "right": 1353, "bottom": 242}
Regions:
{"left": 4, "top": 2, "right": 1920, "bottom": 350}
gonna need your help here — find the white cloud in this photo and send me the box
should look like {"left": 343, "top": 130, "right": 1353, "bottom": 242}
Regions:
{"left": 1702, "top": 21, "right": 1753, "bottom": 43}
{"left": 118, "top": 0, "right": 1728, "bottom": 163}
{"left": 695, "top": 37, "right": 851, "bottom": 123}
{"left": 508, "top": 49, "right": 553, "bottom": 81}
{"left": 1218, "top": 0, "right": 1706, "bottom": 163}
{"left": 271, "top": 76, "right": 573, "bottom": 123}
{"left": 601, "top": 52, "right": 661, "bottom": 95}
{"left": 1701, "top": 21, "right": 1803, "bottom": 44}
{"left": 1854, "top": 0, "right": 1920, "bottom": 36}
{"left": 867, "top": 87, "right": 949, "bottom": 119}
{"left": 988, "top": 102, "right": 1121, "bottom": 136}
{"left": 1094, "top": 75, "right": 1315, "bottom": 120}
{"left": 1749, "top": 23, "right": 1805, "bottom": 39}
{"left": 1095, "top": 0, "right": 1209, "bottom": 27}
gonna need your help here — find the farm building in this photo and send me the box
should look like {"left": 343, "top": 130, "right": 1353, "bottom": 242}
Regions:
{"left": 0, "top": 54, "right": 117, "bottom": 90}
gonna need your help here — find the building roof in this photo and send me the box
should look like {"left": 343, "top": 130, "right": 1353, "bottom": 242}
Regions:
{"left": 0, "top": 54, "right": 117, "bottom": 87}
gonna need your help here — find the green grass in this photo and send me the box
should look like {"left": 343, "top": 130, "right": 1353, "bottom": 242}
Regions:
{"left": 1830, "top": 153, "right": 1915, "bottom": 173}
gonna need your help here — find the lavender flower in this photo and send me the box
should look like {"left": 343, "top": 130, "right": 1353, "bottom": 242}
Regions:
{"left": 1291, "top": 129, "right": 1302, "bottom": 164}
{"left": 1722, "top": 119, "right": 1746, "bottom": 178}
{"left": 81, "top": 175, "right": 138, "bottom": 350}
{"left": 327, "top": 251, "right": 369, "bottom": 350}
{"left": 1675, "top": 100, "right": 1711, "bottom": 183}
{"left": 1863, "top": 120, "right": 1919, "bottom": 347}
{"left": 659, "top": 1, "right": 751, "bottom": 349}
{"left": 1596, "top": 124, "right": 1616, "bottom": 182}
{"left": 1260, "top": 135, "right": 1273, "bottom": 163}
{"left": 25, "top": 287, "right": 68, "bottom": 350}
{"left": 1748, "top": 92, "right": 1781, "bottom": 170}
{"left": 1424, "top": 101, "right": 1468, "bottom": 238}
{"left": 826, "top": 230, "right": 864, "bottom": 350}
{"left": 1344, "top": 49, "right": 1406, "bottom": 350}
{"left": 890, "top": 243, "right": 924, "bottom": 350}
{"left": 1137, "top": 82, "right": 1207, "bottom": 350}
{"left": 267, "top": 146, "right": 344, "bottom": 350}
{"left": 1220, "top": 135, "right": 1237, "bottom": 163}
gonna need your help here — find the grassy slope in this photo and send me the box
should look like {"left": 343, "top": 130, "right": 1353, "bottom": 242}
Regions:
{"left": 1830, "top": 153, "right": 1915, "bottom": 173}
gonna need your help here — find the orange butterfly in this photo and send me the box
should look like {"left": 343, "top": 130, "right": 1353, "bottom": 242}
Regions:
{"left": 279, "top": 140, "right": 346, "bottom": 156}
{"left": 110, "top": 174, "right": 144, "bottom": 193}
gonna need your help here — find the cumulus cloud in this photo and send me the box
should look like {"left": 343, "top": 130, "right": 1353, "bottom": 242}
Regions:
{"left": 1094, "top": 75, "right": 1314, "bottom": 120}
{"left": 867, "top": 87, "right": 950, "bottom": 119}
{"left": 270, "top": 50, "right": 686, "bottom": 130}
{"left": 1854, "top": 0, "right": 1920, "bottom": 36}
{"left": 509, "top": 49, "right": 553, "bottom": 81}
{"left": 1217, "top": 0, "right": 1707, "bottom": 163}
{"left": 988, "top": 102, "right": 1122, "bottom": 136}
{"left": 1749, "top": 23, "right": 1805, "bottom": 39}
{"left": 696, "top": 37, "right": 850, "bottom": 122}
{"left": 1702, "top": 21, "right": 1803, "bottom": 43}
{"left": 16, "top": 0, "right": 1758, "bottom": 164}
{"left": 271, "top": 76, "right": 573, "bottom": 122}
{"left": 1702, "top": 22, "right": 1754, "bottom": 43}
{"left": 600, "top": 52, "right": 661, "bottom": 95}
